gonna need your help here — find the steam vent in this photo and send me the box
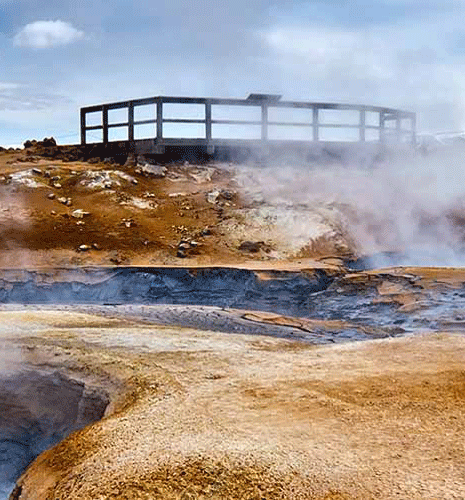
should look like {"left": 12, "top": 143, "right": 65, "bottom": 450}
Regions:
{"left": 1, "top": 96, "right": 465, "bottom": 499}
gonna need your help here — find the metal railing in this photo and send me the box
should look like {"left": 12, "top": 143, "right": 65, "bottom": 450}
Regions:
{"left": 80, "top": 94, "right": 416, "bottom": 151}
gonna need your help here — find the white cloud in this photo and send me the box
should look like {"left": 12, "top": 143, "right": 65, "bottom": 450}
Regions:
{"left": 260, "top": 16, "right": 465, "bottom": 132}
{"left": 14, "top": 20, "right": 84, "bottom": 49}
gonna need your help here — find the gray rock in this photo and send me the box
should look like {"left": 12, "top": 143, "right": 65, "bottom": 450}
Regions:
{"left": 139, "top": 163, "right": 167, "bottom": 178}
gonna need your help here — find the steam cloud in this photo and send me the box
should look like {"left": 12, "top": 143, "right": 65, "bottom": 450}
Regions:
{"left": 236, "top": 142, "right": 465, "bottom": 267}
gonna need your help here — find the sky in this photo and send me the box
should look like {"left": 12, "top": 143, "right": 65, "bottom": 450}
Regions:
{"left": 1, "top": 0, "right": 465, "bottom": 146}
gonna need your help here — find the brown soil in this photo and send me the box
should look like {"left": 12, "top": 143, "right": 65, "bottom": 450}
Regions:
{"left": 0, "top": 148, "right": 351, "bottom": 268}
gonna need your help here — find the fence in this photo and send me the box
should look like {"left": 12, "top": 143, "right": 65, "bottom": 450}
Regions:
{"left": 80, "top": 94, "right": 416, "bottom": 152}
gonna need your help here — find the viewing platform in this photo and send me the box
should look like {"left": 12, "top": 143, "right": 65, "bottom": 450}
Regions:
{"left": 80, "top": 94, "right": 416, "bottom": 160}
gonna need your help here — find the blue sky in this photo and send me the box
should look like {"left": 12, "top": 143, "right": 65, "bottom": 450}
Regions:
{"left": 1, "top": 0, "right": 465, "bottom": 145}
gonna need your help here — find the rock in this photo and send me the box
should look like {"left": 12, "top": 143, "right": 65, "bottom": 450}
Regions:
{"left": 77, "top": 244, "right": 91, "bottom": 252}
{"left": 178, "top": 242, "right": 191, "bottom": 251}
{"left": 131, "top": 179, "right": 138, "bottom": 185}
{"left": 122, "top": 218, "right": 135, "bottom": 228}
{"left": 177, "top": 249, "right": 187, "bottom": 258}
{"left": 91, "top": 243, "right": 100, "bottom": 250}
{"left": 201, "top": 228, "right": 212, "bottom": 236}
{"left": 71, "top": 209, "right": 91, "bottom": 219}
{"left": 88, "top": 157, "right": 100, "bottom": 164}
{"left": 41, "top": 137, "right": 57, "bottom": 147}
{"left": 31, "top": 168, "right": 42, "bottom": 175}
{"left": 53, "top": 182, "right": 62, "bottom": 189}
{"left": 238, "top": 241, "right": 266, "bottom": 253}
{"left": 189, "top": 167, "right": 215, "bottom": 184}
{"left": 206, "top": 190, "right": 221, "bottom": 204}
{"left": 50, "top": 210, "right": 57, "bottom": 215}
{"left": 124, "top": 154, "right": 136, "bottom": 167}
{"left": 139, "top": 164, "right": 167, "bottom": 178}
{"left": 47, "top": 193, "right": 56, "bottom": 200}
{"left": 23, "top": 140, "right": 37, "bottom": 149}
{"left": 58, "top": 197, "right": 72, "bottom": 206}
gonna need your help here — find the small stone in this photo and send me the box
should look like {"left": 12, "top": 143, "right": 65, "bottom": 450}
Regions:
{"left": 178, "top": 242, "right": 190, "bottom": 251}
{"left": 32, "top": 168, "right": 42, "bottom": 175}
{"left": 206, "top": 190, "right": 221, "bottom": 204}
{"left": 131, "top": 179, "right": 138, "bottom": 185}
{"left": 71, "top": 209, "right": 91, "bottom": 219}
{"left": 53, "top": 182, "right": 62, "bottom": 189}
{"left": 78, "top": 244, "right": 91, "bottom": 252}
{"left": 139, "top": 164, "right": 167, "bottom": 178}
{"left": 91, "top": 243, "right": 100, "bottom": 250}
{"left": 57, "top": 197, "right": 68, "bottom": 204}
{"left": 50, "top": 210, "right": 57, "bottom": 215}
{"left": 47, "top": 193, "right": 56, "bottom": 200}
{"left": 177, "top": 249, "right": 187, "bottom": 258}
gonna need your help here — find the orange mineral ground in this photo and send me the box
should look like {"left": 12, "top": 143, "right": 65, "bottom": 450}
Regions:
{"left": 1, "top": 144, "right": 465, "bottom": 499}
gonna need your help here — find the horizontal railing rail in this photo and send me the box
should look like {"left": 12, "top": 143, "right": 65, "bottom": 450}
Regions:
{"left": 80, "top": 95, "right": 416, "bottom": 150}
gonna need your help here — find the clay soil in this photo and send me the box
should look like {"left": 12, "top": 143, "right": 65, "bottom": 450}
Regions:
{"left": 2, "top": 308, "right": 464, "bottom": 500}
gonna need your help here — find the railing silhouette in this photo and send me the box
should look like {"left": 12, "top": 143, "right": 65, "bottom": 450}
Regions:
{"left": 80, "top": 94, "right": 416, "bottom": 153}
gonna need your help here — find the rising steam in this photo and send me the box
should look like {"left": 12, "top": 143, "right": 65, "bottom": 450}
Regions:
{"left": 236, "top": 142, "right": 465, "bottom": 266}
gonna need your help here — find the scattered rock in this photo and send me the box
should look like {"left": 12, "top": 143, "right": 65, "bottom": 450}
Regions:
{"left": 31, "top": 168, "right": 42, "bottom": 175}
{"left": 122, "top": 218, "right": 135, "bottom": 228}
{"left": 238, "top": 241, "right": 268, "bottom": 253}
{"left": 71, "top": 209, "right": 91, "bottom": 219}
{"left": 77, "top": 244, "right": 91, "bottom": 252}
{"left": 189, "top": 167, "right": 215, "bottom": 184}
{"left": 124, "top": 153, "right": 136, "bottom": 167}
{"left": 47, "top": 193, "right": 56, "bottom": 200}
{"left": 57, "top": 197, "right": 72, "bottom": 206}
{"left": 139, "top": 163, "right": 167, "bottom": 178}
{"left": 169, "top": 192, "right": 188, "bottom": 198}
{"left": 91, "top": 243, "right": 100, "bottom": 250}
{"left": 53, "top": 182, "right": 62, "bottom": 189}
{"left": 206, "top": 190, "right": 221, "bottom": 204}
{"left": 41, "top": 137, "right": 57, "bottom": 147}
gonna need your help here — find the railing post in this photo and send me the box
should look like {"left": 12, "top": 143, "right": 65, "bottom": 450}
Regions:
{"left": 156, "top": 99, "right": 163, "bottom": 140}
{"left": 128, "top": 102, "right": 134, "bottom": 143}
{"left": 313, "top": 107, "right": 319, "bottom": 141}
{"left": 261, "top": 103, "right": 268, "bottom": 142}
{"left": 205, "top": 100, "right": 214, "bottom": 155}
{"left": 396, "top": 114, "right": 402, "bottom": 143}
{"left": 102, "top": 106, "right": 109, "bottom": 144}
{"left": 80, "top": 109, "right": 86, "bottom": 145}
{"left": 156, "top": 98, "right": 164, "bottom": 154}
{"left": 411, "top": 114, "right": 417, "bottom": 146}
{"left": 359, "top": 108, "right": 366, "bottom": 142}
{"left": 379, "top": 112, "right": 385, "bottom": 144}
